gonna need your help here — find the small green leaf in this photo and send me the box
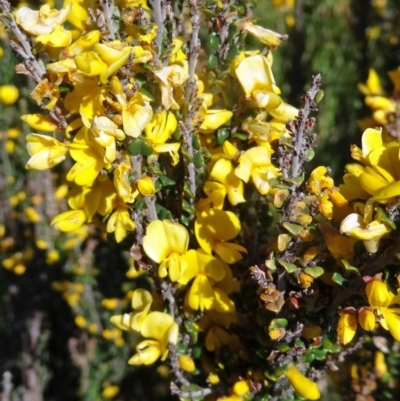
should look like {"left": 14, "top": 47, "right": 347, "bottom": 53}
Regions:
{"left": 217, "top": 128, "right": 230, "bottom": 145}
{"left": 209, "top": 33, "right": 220, "bottom": 52}
{"left": 159, "top": 175, "right": 176, "bottom": 186}
{"left": 231, "top": 132, "right": 248, "bottom": 141}
{"left": 207, "top": 54, "right": 218, "bottom": 70}
{"left": 269, "top": 318, "right": 288, "bottom": 329}
{"left": 193, "top": 152, "right": 204, "bottom": 168}
{"left": 306, "top": 148, "right": 315, "bottom": 161}
{"left": 282, "top": 222, "right": 303, "bottom": 236}
{"left": 192, "top": 134, "right": 201, "bottom": 151}
{"left": 273, "top": 189, "right": 290, "bottom": 209}
{"left": 182, "top": 199, "right": 195, "bottom": 215}
{"left": 341, "top": 259, "right": 360, "bottom": 276}
{"left": 304, "top": 266, "right": 324, "bottom": 278}
{"left": 315, "top": 89, "right": 324, "bottom": 104}
{"left": 332, "top": 272, "right": 346, "bottom": 286}
{"left": 127, "top": 139, "right": 153, "bottom": 156}
{"left": 278, "top": 343, "right": 290, "bottom": 352}
{"left": 313, "top": 348, "right": 327, "bottom": 360}
{"left": 376, "top": 207, "right": 396, "bottom": 230}
{"left": 278, "top": 260, "right": 297, "bottom": 273}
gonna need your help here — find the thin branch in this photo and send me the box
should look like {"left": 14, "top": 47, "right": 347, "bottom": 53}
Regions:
{"left": 170, "top": 382, "right": 212, "bottom": 399}
{"left": 150, "top": 0, "right": 165, "bottom": 63}
{"left": 99, "top": 0, "right": 117, "bottom": 40}
{"left": 130, "top": 155, "right": 158, "bottom": 221}
{"left": 179, "top": 121, "right": 197, "bottom": 201}
{"left": 291, "top": 74, "right": 321, "bottom": 178}
{"left": 184, "top": 0, "right": 201, "bottom": 114}
{"left": 1, "top": 372, "right": 13, "bottom": 401}
{"left": 0, "top": 0, "right": 46, "bottom": 82}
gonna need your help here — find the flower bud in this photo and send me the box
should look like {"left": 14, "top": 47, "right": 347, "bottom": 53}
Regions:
{"left": 359, "top": 308, "right": 375, "bottom": 331}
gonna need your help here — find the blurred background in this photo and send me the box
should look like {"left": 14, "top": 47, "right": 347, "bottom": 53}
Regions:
{"left": 1, "top": 0, "right": 400, "bottom": 400}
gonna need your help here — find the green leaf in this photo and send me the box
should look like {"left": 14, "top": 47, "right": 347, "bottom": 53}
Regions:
{"left": 182, "top": 199, "right": 195, "bottom": 215}
{"left": 278, "top": 260, "right": 297, "bottom": 273}
{"left": 341, "top": 259, "right": 360, "bottom": 276}
{"left": 193, "top": 152, "right": 204, "bottom": 168}
{"left": 269, "top": 318, "right": 288, "bottom": 329}
{"left": 313, "top": 348, "right": 328, "bottom": 360}
{"left": 332, "top": 272, "right": 346, "bottom": 286}
{"left": 306, "top": 148, "right": 315, "bottom": 161}
{"left": 127, "top": 139, "right": 153, "bottom": 156}
{"left": 192, "top": 134, "right": 201, "bottom": 151}
{"left": 231, "top": 132, "right": 248, "bottom": 141}
{"left": 217, "top": 128, "right": 230, "bottom": 145}
{"left": 207, "top": 54, "right": 219, "bottom": 70}
{"left": 159, "top": 175, "right": 176, "bottom": 186}
{"left": 376, "top": 207, "right": 396, "bottom": 230}
{"left": 209, "top": 33, "right": 220, "bottom": 52}
{"left": 304, "top": 266, "right": 324, "bottom": 278}
{"left": 282, "top": 222, "right": 303, "bottom": 236}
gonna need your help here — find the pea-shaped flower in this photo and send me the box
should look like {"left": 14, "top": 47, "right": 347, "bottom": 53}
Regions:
{"left": 143, "top": 220, "right": 189, "bottom": 281}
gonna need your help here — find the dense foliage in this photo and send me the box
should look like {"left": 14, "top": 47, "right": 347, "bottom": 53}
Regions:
{"left": 1, "top": 1, "right": 400, "bottom": 400}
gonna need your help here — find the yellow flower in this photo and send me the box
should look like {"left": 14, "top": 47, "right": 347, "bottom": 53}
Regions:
{"left": 35, "top": 25, "right": 72, "bottom": 47}
{"left": 128, "top": 312, "right": 179, "bottom": 365}
{"left": 142, "top": 220, "right": 189, "bottom": 281}
{"left": 154, "top": 64, "right": 190, "bottom": 110}
{"left": 75, "top": 51, "right": 108, "bottom": 77}
{"left": 106, "top": 206, "right": 136, "bottom": 243}
{"left": 144, "top": 110, "right": 180, "bottom": 165}
{"left": 237, "top": 20, "right": 287, "bottom": 48}
{"left": 136, "top": 176, "right": 155, "bottom": 196}
{"left": 67, "top": 127, "right": 108, "bottom": 186}
{"left": 178, "top": 249, "right": 227, "bottom": 311}
{"left": 110, "top": 289, "right": 153, "bottom": 332}
{"left": 358, "top": 308, "right": 376, "bottom": 331}
{"left": 66, "top": 30, "right": 101, "bottom": 57}
{"left": 195, "top": 208, "right": 246, "bottom": 264}
{"left": 337, "top": 310, "right": 357, "bottom": 345}
{"left": 63, "top": 0, "right": 90, "bottom": 32}
{"left": 286, "top": 366, "right": 320, "bottom": 400}
{"left": 340, "top": 212, "right": 392, "bottom": 253}
{"left": 358, "top": 69, "right": 385, "bottom": 96}
{"left": 209, "top": 159, "right": 246, "bottom": 206}
{"left": 199, "top": 109, "right": 233, "bottom": 134}
{"left": 365, "top": 279, "right": 390, "bottom": 308}
{"left": 235, "top": 146, "right": 281, "bottom": 195}
{"left": 26, "top": 134, "right": 68, "bottom": 170}
{"left": 234, "top": 54, "right": 280, "bottom": 98}
{"left": 113, "top": 161, "right": 138, "bottom": 203}
{"left": 16, "top": 4, "right": 71, "bottom": 36}
{"left": 0, "top": 85, "right": 19, "bottom": 105}
{"left": 102, "top": 385, "right": 120, "bottom": 398}
{"left": 178, "top": 355, "right": 195, "bottom": 372}
{"left": 51, "top": 209, "right": 87, "bottom": 232}
{"left": 122, "top": 92, "right": 154, "bottom": 138}
{"left": 21, "top": 114, "right": 59, "bottom": 132}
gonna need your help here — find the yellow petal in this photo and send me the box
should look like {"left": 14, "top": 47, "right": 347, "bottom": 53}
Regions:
{"left": 286, "top": 366, "right": 320, "bottom": 400}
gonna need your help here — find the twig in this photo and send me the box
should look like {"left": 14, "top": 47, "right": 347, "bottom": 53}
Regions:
{"left": 150, "top": 0, "right": 165, "bottom": 63}
{"left": 290, "top": 74, "right": 321, "bottom": 178}
{"left": 179, "top": 121, "right": 197, "bottom": 202}
{"left": 0, "top": 0, "right": 46, "bottom": 82}
{"left": 100, "top": 0, "right": 117, "bottom": 40}
{"left": 130, "top": 155, "right": 158, "bottom": 221}
{"left": 168, "top": 343, "right": 190, "bottom": 386}
{"left": 184, "top": 0, "right": 201, "bottom": 115}
{"left": 161, "top": 281, "right": 178, "bottom": 320}
{"left": 170, "top": 382, "right": 212, "bottom": 399}
{"left": 1, "top": 372, "right": 13, "bottom": 401}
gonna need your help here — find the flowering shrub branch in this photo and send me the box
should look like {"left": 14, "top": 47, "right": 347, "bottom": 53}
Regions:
{"left": 2, "top": 0, "right": 400, "bottom": 400}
